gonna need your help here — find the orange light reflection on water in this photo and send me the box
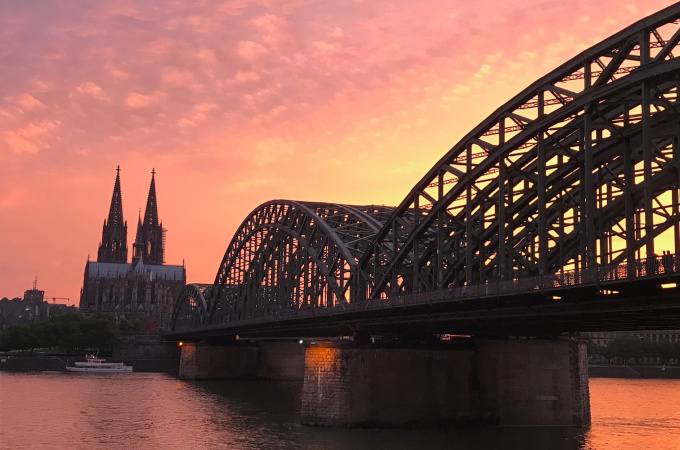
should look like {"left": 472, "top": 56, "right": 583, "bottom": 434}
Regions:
{"left": 584, "top": 378, "right": 680, "bottom": 450}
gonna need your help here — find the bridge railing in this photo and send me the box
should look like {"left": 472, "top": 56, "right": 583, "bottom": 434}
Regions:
{"left": 175, "top": 254, "right": 680, "bottom": 330}
{"left": 414, "top": 253, "right": 678, "bottom": 305}
{"left": 354, "top": 254, "right": 679, "bottom": 311}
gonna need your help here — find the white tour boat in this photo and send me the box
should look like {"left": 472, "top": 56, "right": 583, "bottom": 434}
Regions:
{"left": 66, "top": 354, "right": 133, "bottom": 373}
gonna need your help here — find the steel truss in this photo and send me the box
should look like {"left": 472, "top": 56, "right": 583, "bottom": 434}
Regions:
{"left": 172, "top": 4, "right": 680, "bottom": 331}
{"left": 171, "top": 283, "right": 211, "bottom": 332}
{"left": 353, "top": 3, "right": 680, "bottom": 301}
{"left": 173, "top": 201, "right": 395, "bottom": 330}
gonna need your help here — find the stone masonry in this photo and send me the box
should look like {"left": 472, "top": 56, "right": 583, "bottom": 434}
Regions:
{"left": 301, "top": 338, "right": 591, "bottom": 427}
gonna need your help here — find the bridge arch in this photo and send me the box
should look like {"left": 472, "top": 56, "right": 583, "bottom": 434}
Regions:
{"left": 172, "top": 201, "right": 395, "bottom": 330}
{"left": 171, "top": 283, "right": 211, "bottom": 332}
{"left": 171, "top": 5, "right": 680, "bottom": 332}
{"left": 354, "top": 3, "right": 680, "bottom": 301}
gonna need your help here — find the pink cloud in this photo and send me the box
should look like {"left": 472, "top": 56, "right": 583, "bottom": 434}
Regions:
{"left": 218, "top": 1, "right": 247, "bottom": 16}
{"left": 0, "top": 186, "right": 29, "bottom": 209}
{"left": 124, "top": 91, "right": 166, "bottom": 108}
{"left": 250, "top": 14, "right": 291, "bottom": 48}
{"left": 194, "top": 103, "right": 219, "bottom": 113}
{"left": 161, "top": 67, "right": 197, "bottom": 86}
{"left": 125, "top": 92, "right": 151, "bottom": 107}
{"left": 72, "top": 82, "right": 109, "bottom": 101}
{"left": 3, "top": 120, "right": 58, "bottom": 154}
{"left": 237, "top": 40, "right": 268, "bottom": 60}
{"left": 234, "top": 71, "right": 260, "bottom": 83}
{"left": 16, "top": 93, "right": 45, "bottom": 111}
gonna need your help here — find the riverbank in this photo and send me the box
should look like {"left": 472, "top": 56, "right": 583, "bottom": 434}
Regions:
{"left": 0, "top": 355, "right": 179, "bottom": 374}
{"left": 589, "top": 363, "right": 680, "bottom": 379}
{"left": 4, "top": 357, "right": 677, "bottom": 379}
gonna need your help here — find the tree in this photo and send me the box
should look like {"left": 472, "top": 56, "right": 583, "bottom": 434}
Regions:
{"left": 82, "top": 314, "right": 118, "bottom": 352}
{"left": 586, "top": 339, "right": 605, "bottom": 358}
{"left": 0, "top": 324, "right": 40, "bottom": 353}
{"left": 605, "top": 333, "right": 645, "bottom": 362}
{"left": 0, "top": 312, "right": 121, "bottom": 354}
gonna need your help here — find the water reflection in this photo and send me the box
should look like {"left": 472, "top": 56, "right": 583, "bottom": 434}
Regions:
{"left": 0, "top": 373, "right": 678, "bottom": 450}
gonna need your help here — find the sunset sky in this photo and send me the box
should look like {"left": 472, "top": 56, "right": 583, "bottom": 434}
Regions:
{"left": 0, "top": 0, "right": 672, "bottom": 304}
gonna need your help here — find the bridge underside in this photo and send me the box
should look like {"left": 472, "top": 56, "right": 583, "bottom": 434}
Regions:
{"left": 166, "top": 273, "right": 680, "bottom": 341}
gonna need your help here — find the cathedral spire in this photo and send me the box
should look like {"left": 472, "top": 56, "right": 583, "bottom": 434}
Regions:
{"left": 133, "top": 169, "right": 165, "bottom": 265}
{"left": 97, "top": 166, "right": 128, "bottom": 263}
{"left": 143, "top": 168, "right": 159, "bottom": 227}
{"left": 108, "top": 165, "right": 124, "bottom": 228}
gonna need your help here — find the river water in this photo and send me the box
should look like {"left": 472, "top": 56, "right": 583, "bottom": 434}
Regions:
{"left": 0, "top": 373, "right": 678, "bottom": 450}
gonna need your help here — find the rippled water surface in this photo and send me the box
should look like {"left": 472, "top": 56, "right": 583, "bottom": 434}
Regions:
{"left": 1, "top": 373, "right": 679, "bottom": 449}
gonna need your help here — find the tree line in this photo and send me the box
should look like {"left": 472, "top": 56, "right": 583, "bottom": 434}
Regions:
{"left": 588, "top": 332, "right": 680, "bottom": 364}
{"left": 0, "top": 313, "right": 131, "bottom": 355}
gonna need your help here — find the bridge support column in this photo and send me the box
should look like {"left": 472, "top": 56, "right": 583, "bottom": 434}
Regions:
{"left": 301, "top": 338, "right": 589, "bottom": 427}
{"left": 178, "top": 341, "right": 305, "bottom": 380}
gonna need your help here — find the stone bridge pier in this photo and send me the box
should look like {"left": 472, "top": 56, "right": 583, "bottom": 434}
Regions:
{"left": 178, "top": 340, "right": 306, "bottom": 381}
{"left": 179, "top": 337, "right": 590, "bottom": 427}
{"left": 301, "top": 338, "right": 590, "bottom": 427}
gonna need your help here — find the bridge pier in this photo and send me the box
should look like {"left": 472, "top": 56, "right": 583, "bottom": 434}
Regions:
{"left": 301, "top": 338, "right": 590, "bottom": 427}
{"left": 178, "top": 341, "right": 305, "bottom": 380}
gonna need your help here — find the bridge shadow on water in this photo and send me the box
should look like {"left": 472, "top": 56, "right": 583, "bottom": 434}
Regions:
{"left": 187, "top": 379, "right": 588, "bottom": 450}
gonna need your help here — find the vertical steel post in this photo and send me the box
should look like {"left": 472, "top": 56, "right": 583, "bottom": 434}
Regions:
{"left": 624, "top": 106, "right": 636, "bottom": 275}
{"left": 584, "top": 103, "right": 596, "bottom": 267}
{"left": 437, "top": 170, "right": 444, "bottom": 287}
{"left": 641, "top": 31, "right": 655, "bottom": 257}
{"left": 537, "top": 90, "right": 548, "bottom": 275}
{"left": 466, "top": 143, "right": 474, "bottom": 283}
{"left": 674, "top": 122, "right": 680, "bottom": 257}
{"left": 413, "top": 194, "right": 420, "bottom": 293}
{"left": 498, "top": 117, "right": 507, "bottom": 280}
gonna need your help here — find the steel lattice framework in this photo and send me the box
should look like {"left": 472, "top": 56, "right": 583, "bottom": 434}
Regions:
{"left": 172, "top": 4, "right": 680, "bottom": 332}
{"left": 173, "top": 201, "right": 396, "bottom": 330}
{"left": 354, "top": 4, "right": 680, "bottom": 301}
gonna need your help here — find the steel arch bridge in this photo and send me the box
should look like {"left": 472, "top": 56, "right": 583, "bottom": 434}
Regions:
{"left": 172, "top": 201, "right": 399, "bottom": 331}
{"left": 172, "top": 4, "right": 680, "bottom": 334}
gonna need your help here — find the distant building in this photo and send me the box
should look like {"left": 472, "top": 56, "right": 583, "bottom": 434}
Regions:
{"left": 23, "top": 279, "right": 46, "bottom": 322}
{"left": 23, "top": 280, "right": 44, "bottom": 304}
{"left": 585, "top": 330, "right": 680, "bottom": 346}
{"left": 80, "top": 167, "right": 186, "bottom": 330}
{"left": 0, "top": 279, "right": 68, "bottom": 327}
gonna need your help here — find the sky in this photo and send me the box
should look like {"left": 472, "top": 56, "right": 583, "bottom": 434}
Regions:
{"left": 0, "top": 0, "right": 673, "bottom": 304}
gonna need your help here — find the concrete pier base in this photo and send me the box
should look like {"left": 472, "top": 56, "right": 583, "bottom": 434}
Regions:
{"left": 178, "top": 341, "right": 305, "bottom": 380}
{"left": 301, "top": 338, "right": 590, "bottom": 427}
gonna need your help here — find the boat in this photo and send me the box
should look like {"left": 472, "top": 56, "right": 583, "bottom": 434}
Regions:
{"left": 65, "top": 354, "right": 133, "bottom": 373}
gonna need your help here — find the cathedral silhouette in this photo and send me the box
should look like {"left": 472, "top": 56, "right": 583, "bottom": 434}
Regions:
{"left": 79, "top": 167, "right": 186, "bottom": 330}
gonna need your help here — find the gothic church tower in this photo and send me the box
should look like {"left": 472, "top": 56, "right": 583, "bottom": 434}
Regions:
{"left": 97, "top": 166, "right": 128, "bottom": 263}
{"left": 133, "top": 169, "right": 165, "bottom": 265}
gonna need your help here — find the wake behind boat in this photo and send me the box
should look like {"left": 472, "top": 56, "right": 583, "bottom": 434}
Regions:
{"left": 66, "top": 354, "right": 133, "bottom": 373}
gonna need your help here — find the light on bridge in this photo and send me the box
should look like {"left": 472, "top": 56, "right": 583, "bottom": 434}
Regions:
{"left": 178, "top": 341, "right": 183, "bottom": 347}
{"left": 661, "top": 283, "right": 677, "bottom": 289}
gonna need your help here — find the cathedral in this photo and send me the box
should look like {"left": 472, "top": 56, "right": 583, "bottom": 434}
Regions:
{"left": 79, "top": 167, "right": 186, "bottom": 330}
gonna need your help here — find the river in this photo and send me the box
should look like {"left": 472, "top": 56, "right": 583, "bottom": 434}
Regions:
{"left": 0, "top": 373, "right": 678, "bottom": 449}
